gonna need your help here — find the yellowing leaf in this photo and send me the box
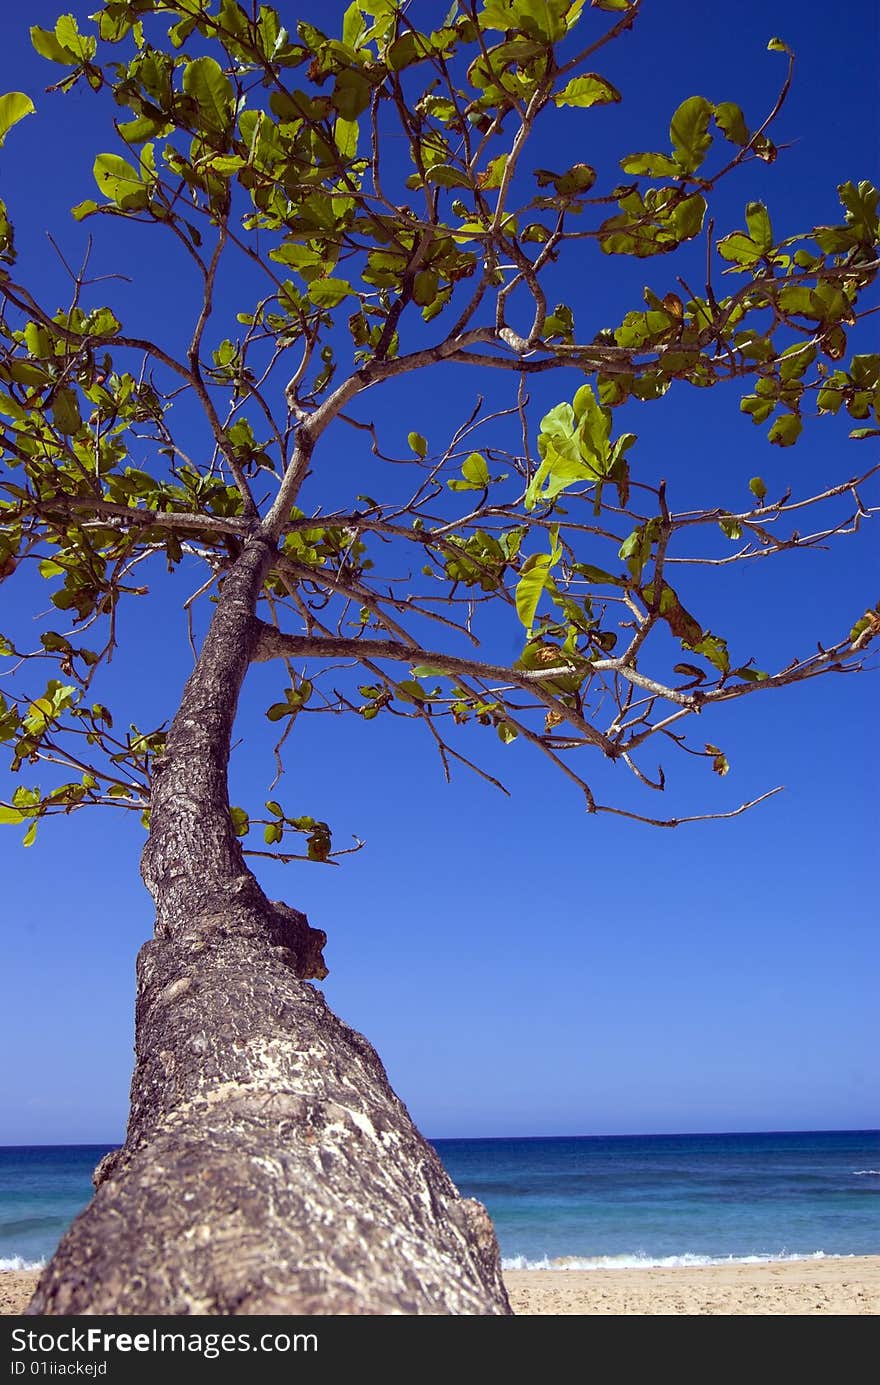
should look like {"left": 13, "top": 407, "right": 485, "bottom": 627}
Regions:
{"left": 0, "top": 93, "right": 35, "bottom": 148}
{"left": 554, "top": 74, "right": 621, "bottom": 109}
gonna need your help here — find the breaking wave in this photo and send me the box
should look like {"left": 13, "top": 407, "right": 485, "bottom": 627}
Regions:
{"left": 501, "top": 1249, "right": 850, "bottom": 1271}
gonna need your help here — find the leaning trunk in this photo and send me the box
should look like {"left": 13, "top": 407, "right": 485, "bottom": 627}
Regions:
{"left": 28, "top": 536, "right": 511, "bottom": 1316}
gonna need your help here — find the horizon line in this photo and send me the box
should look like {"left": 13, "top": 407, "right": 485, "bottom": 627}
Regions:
{"left": 3, "top": 1125, "right": 879, "bottom": 1150}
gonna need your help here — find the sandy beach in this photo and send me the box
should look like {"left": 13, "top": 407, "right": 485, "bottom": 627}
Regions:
{"left": 505, "top": 1257, "right": 880, "bottom": 1314}
{"left": 1, "top": 1258, "right": 878, "bottom": 1315}
{"left": 1, "top": 1273, "right": 36, "bottom": 1316}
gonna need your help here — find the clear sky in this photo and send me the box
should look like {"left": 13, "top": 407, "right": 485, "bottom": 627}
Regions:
{"left": 0, "top": 0, "right": 877, "bottom": 1145}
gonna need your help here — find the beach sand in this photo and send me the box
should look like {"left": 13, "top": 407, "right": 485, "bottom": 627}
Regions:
{"left": 1, "top": 1273, "right": 36, "bottom": 1316}
{"left": 2, "top": 1257, "right": 880, "bottom": 1315}
{"left": 505, "top": 1256, "right": 880, "bottom": 1314}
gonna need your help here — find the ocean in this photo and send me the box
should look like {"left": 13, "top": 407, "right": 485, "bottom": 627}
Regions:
{"left": 1, "top": 1130, "right": 878, "bottom": 1273}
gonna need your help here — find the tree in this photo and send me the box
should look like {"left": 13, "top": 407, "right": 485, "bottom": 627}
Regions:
{"left": 1, "top": 0, "right": 877, "bottom": 1314}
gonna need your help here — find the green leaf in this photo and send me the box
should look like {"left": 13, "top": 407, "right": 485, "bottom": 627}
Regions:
{"left": 745, "top": 201, "right": 773, "bottom": 251}
{"left": 408, "top": 431, "right": 428, "bottom": 458}
{"left": 740, "top": 395, "right": 774, "bottom": 424}
{"left": 535, "top": 164, "right": 596, "bottom": 196}
{"left": 0, "top": 805, "right": 25, "bottom": 825}
{"left": 334, "top": 117, "right": 359, "bottom": 160}
{"left": 264, "top": 821, "right": 283, "bottom": 845}
{"left": 767, "top": 414, "right": 802, "bottom": 447}
{"left": 554, "top": 74, "right": 621, "bottom": 108}
{"left": 480, "top": 0, "right": 582, "bottom": 38}
{"left": 53, "top": 15, "right": 96, "bottom": 62}
{"left": 30, "top": 26, "right": 75, "bottom": 63}
{"left": 671, "top": 193, "right": 706, "bottom": 240}
{"left": 619, "top": 151, "right": 680, "bottom": 177}
{"left": 182, "top": 55, "right": 233, "bottom": 136}
{"left": 51, "top": 388, "right": 82, "bottom": 436}
{"left": 669, "top": 95, "right": 713, "bottom": 174}
{"left": 413, "top": 269, "right": 440, "bottom": 307}
{"left": 307, "top": 277, "right": 354, "bottom": 308}
{"left": 767, "top": 36, "right": 793, "bottom": 55}
{"left": 526, "top": 401, "right": 592, "bottom": 509}
{"left": 93, "top": 153, "right": 147, "bottom": 211}
{"left": 733, "top": 666, "right": 769, "bottom": 683}
{"left": 0, "top": 93, "right": 35, "bottom": 148}
{"left": 714, "top": 101, "right": 749, "bottom": 146}
{"left": 749, "top": 476, "right": 768, "bottom": 503}
{"left": 577, "top": 564, "right": 623, "bottom": 586}
{"left": 229, "top": 806, "right": 250, "bottom": 837}
{"left": 779, "top": 343, "right": 816, "bottom": 382}
{"left": 618, "top": 525, "right": 651, "bottom": 581}
{"left": 270, "top": 242, "right": 326, "bottom": 278}
{"left": 332, "top": 69, "right": 371, "bottom": 121}
{"left": 706, "top": 743, "right": 729, "bottom": 776}
{"left": 515, "top": 558, "right": 553, "bottom": 633}
{"left": 717, "top": 231, "right": 762, "bottom": 268}
{"left": 425, "top": 164, "right": 472, "bottom": 189}
{"left": 22, "top": 820, "right": 38, "bottom": 847}
{"left": 386, "top": 31, "right": 424, "bottom": 70}
{"left": 397, "top": 679, "right": 429, "bottom": 703}
{"left": 342, "top": 1, "right": 367, "bottom": 48}
{"left": 850, "top": 608, "right": 880, "bottom": 643}
{"left": 686, "top": 633, "right": 730, "bottom": 673}
{"left": 462, "top": 452, "right": 489, "bottom": 486}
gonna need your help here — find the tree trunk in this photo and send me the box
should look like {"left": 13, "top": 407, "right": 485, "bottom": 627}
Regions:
{"left": 27, "top": 537, "right": 511, "bottom": 1316}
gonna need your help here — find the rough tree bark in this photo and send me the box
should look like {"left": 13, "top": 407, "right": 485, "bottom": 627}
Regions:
{"left": 27, "top": 535, "right": 511, "bottom": 1316}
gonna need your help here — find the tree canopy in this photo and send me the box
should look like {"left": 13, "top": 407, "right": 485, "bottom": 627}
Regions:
{"left": 1, "top": 0, "right": 878, "bottom": 859}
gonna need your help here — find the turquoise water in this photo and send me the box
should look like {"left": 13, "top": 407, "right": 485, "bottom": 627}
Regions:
{"left": 0, "top": 1145, "right": 108, "bottom": 1269}
{"left": 433, "top": 1130, "right": 880, "bottom": 1268}
{"left": 2, "top": 1130, "right": 879, "bottom": 1271}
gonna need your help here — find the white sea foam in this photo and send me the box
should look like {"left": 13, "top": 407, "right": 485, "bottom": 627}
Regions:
{"left": 501, "top": 1250, "right": 851, "bottom": 1272}
{"left": 853, "top": 1169, "right": 880, "bottom": 1176}
{"left": 0, "top": 1255, "right": 44, "bottom": 1272}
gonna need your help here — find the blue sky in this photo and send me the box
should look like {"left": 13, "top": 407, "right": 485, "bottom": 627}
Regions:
{"left": 0, "top": 0, "right": 877, "bottom": 1145}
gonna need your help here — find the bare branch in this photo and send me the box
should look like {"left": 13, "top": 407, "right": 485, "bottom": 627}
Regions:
{"left": 593, "top": 785, "right": 784, "bottom": 828}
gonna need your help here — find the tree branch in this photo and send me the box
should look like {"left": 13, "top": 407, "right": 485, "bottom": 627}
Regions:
{"left": 252, "top": 622, "right": 616, "bottom": 753}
